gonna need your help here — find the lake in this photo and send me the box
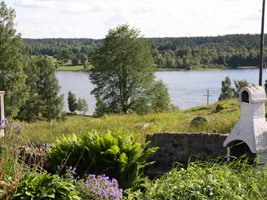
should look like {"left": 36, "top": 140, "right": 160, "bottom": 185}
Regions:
{"left": 56, "top": 68, "right": 267, "bottom": 115}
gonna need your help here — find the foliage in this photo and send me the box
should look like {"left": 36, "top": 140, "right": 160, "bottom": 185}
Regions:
{"left": 150, "top": 79, "right": 171, "bottom": 112}
{"left": 18, "top": 56, "right": 64, "bottom": 122}
{"left": 0, "top": 1, "right": 29, "bottom": 118}
{"left": 77, "top": 98, "right": 88, "bottom": 115}
{"left": 219, "top": 76, "right": 251, "bottom": 101}
{"left": 17, "top": 57, "right": 46, "bottom": 123}
{"left": 87, "top": 24, "right": 157, "bottom": 114}
{"left": 35, "top": 56, "right": 64, "bottom": 121}
{"left": 214, "top": 103, "right": 225, "bottom": 113}
{"left": 72, "top": 57, "right": 79, "bottom": 66}
{"left": 22, "top": 34, "right": 264, "bottom": 70}
{"left": 0, "top": 119, "right": 23, "bottom": 199}
{"left": 81, "top": 98, "right": 88, "bottom": 115}
{"left": 126, "top": 159, "right": 267, "bottom": 199}
{"left": 93, "top": 98, "right": 109, "bottom": 117}
{"left": 77, "top": 98, "right": 83, "bottom": 114}
{"left": 68, "top": 91, "right": 78, "bottom": 113}
{"left": 233, "top": 79, "right": 250, "bottom": 98}
{"left": 63, "top": 166, "right": 123, "bottom": 200}
{"left": 218, "top": 76, "right": 234, "bottom": 100}
{"left": 13, "top": 171, "right": 80, "bottom": 200}
{"left": 46, "top": 129, "right": 158, "bottom": 190}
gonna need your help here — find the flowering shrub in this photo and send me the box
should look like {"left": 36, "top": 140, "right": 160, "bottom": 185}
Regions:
{"left": 63, "top": 166, "right": 123, "bottom": 200}
{"left": 0, "top": 118, "right": 24, "bottom": 199}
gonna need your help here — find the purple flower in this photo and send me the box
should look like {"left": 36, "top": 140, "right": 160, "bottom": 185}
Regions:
{"left": 8, "top": 123, "right": 13, "bottom": 130}
{"left": 15, "top": 124, "right": 22, "bottom": 130}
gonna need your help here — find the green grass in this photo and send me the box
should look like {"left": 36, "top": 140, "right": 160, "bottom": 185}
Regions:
{"left": 16, "top": 99, "right": 241, "bottom": 146}
{"left": 52, "top": 58, "right": 92, "bottom": 71}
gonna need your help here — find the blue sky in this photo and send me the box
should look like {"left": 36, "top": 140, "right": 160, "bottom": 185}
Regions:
{"left": 4, "top": 0, "right": 264, "bottom": 39}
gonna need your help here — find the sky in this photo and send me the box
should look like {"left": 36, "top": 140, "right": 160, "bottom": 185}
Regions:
{"left": 3, "top": 0, "right": 265, "bottom": 39}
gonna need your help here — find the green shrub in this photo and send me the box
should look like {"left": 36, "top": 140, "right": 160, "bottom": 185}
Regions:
{"left": 215, "top": 103, "right": 225, "bottom": 113}
{"left": 125, "top": 160, "right": 267, "bottom": 199}
{"left": 46, "top": 129, "right": 158, "bottom": 190}
{"left": 13, "top": 171, "right": 80, "bottom": 200}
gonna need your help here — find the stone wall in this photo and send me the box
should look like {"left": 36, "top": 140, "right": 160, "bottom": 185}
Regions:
{"left": 145, "top": 132, "right": 229, "bottom": 177}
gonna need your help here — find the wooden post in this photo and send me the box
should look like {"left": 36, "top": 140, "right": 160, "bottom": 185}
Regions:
{"left": 259, "top": 0, "right": 265, "bottom": 86}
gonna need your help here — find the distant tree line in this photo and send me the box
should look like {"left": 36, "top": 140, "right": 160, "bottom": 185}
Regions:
{"left": 22, "top": 34, "right": 266, "bottom": 70}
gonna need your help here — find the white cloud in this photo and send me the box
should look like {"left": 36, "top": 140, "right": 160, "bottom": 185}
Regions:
{"left": 6, "top": 0, "right": 265, "bottom": 38}
{"left": 12, "top": 0, "right": 55, "bottom": 8}
{"left": 61, "top": 3, "right": 93, "bottom": 13}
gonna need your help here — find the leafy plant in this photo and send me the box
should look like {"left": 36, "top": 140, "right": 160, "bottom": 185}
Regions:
{"left": 46, "top": 129, "right": 158, "bottom": 189}
{"left": 13, "top": 171, "right": 81, "bottom": 200}
{"left": 125, "top": 159, "right": 267, "bottom": 199}
{"left": 215, "top": 103, "right": 225, "bottom": 113}
{"left": 63, "top": 166, "right": 123, "bottom": 200}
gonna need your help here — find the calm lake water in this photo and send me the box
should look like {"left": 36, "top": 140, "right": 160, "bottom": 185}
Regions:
{"left": 56, "top": 68, "right": 267, "bottom": 115}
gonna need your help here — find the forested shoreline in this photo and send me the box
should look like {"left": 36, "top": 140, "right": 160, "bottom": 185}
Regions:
{"left": 23, "top": 34, "right": 265, "bottom": 70}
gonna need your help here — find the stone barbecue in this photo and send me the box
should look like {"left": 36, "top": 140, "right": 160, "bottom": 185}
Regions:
{"left": 223, "top": 86, "right": 267, "bottom": 166}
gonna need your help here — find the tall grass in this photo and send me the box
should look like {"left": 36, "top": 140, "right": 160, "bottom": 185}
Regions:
{"left": 18, "top": 99, "right": 240, "bottom": 145}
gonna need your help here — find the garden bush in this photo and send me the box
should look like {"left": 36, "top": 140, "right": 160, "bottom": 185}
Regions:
{"left": 46, "top": 129, "right": 158, "bottom": 190}
{"left": 125, "top": 159, "right": 267, "bottom": 199}
{"left": 13, "top": 171, "right": 80, "bottom": 200}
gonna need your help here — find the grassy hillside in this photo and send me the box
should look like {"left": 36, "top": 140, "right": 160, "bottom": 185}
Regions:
{"left": 17, "top": 99, "right": 242, "bottom": 145}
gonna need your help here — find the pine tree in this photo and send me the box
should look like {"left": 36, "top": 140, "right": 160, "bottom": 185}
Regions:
{"left": 0, "top": 1, "right": 29, "bottom": 118}
{"left": 36, "top": 56, "right": 64, "bottom": 120}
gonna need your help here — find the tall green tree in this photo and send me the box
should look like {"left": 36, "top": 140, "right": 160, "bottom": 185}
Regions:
{"left": 17, "top": 57, "right": 45, "bottom": 122}
{"left": 68, "top": 91, "right": 77, "bottom": 113}
{"left": 0, "top": 1, "right": 29, "bottom": 118}
{"left": 35, "top": 56, "right": 64, "bottom": 120}
{"left": 218, "top": 76, "right": 234, "bottom": 100}
{"left": 88, "top": 24, "right": 169, "bottom": 114}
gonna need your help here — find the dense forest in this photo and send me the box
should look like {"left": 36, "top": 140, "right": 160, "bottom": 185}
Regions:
{"left": 22, "top": 34, "right": 266, "bottom": 70}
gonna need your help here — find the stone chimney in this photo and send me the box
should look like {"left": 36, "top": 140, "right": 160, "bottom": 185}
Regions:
{"left": 223, "top": 86, "right": 267, "bottom": 166}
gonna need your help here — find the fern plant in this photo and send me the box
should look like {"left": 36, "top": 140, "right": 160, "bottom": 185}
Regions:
{"left": 46, "top": 129, "right": 158, "bottom": 190}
